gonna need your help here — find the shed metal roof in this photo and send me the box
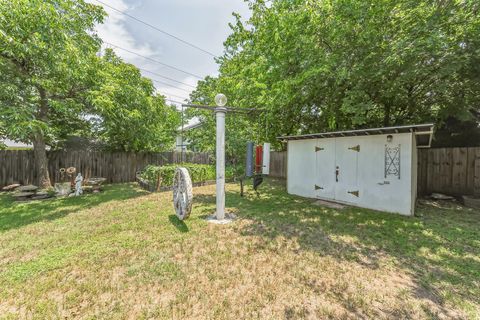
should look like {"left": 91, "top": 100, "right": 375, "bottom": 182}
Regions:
{"left": 277, "top": 124, "right": 434, "bottom": 141}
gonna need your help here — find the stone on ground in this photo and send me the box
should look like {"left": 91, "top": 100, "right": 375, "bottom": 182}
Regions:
{"left": 17, "top": 185, "right": 39, "bottom": 192}
{"left": 31, "top": 194, "right": 51, "bottom": 200}
{"left": 431, "top": 193, "right": 455, "bottom": 200}
{"left": 463, "top": 195, "right": 480, "bottom": 209}
{"left": 313, "top": 199, "right": 346, "bottom": 209}
{"left": 12, "top": 192, "right": 35, "bottom": 201}
{"left": 2, "top": 184, "right": 21, "bottom": 191}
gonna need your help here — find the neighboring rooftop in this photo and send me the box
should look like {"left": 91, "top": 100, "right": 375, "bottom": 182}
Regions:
{"left": 177, "top": 121, "right": 203, "bottom": 132}
{"left": 1, "top": 139, "right": 33, "bottom": 149}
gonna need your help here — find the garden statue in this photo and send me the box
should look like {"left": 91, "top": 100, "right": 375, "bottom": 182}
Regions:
{"left": 172, "top": 167, "right": 193, "bottom": 220}
{"left": 55, "top": 167, "right": 74, "bottom": 196}
{"left": 74, "top": 173, "right": 83, "bottom": 196}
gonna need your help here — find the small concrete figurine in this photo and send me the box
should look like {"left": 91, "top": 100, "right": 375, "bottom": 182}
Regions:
{"left": 74, "top": 173, "right": 83, "bottom": 196}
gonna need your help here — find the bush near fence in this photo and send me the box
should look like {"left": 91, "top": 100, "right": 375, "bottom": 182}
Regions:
{"left": 138, "top": 164, "right": 240, "bottom": 192}
{"left": 140, "top": 164, "right": 216, "bottom": 187}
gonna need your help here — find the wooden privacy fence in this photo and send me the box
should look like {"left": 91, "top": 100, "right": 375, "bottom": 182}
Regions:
{"left": 417, "top": 147, "right": 480, "bottom": 196}
{"left": 0, "top": 150, "right": 211, "bottom": 187}
{"left": 269, "top": 151, "right": 288, "bottom": 178}
{"left": 267, "top": 148, "right": 480, "bottom": 196}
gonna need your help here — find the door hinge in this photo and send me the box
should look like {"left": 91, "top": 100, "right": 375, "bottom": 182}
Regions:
{"left": 315, "top": 185, "right": 324, "bottom": 190}
{"left": 348, "top": 145, "right": 360, "bottom": 152}
{"left": 315, "top": 146, "right": 324, "bottom": 152}
{"left": 348, "top": 190, "right": 359, "bottom": 197}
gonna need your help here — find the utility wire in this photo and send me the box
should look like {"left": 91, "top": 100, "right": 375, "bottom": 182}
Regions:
{"left": 151, "top": 79, "right": 192, "bottom": 93}
{"left": 165, "top": 98, "right": 187, "bottom": 105}
{"left": 103, "top": 47, "right": 193, "bottom": 96}
{"left": 103, "top": 44, "right": 195, "bottom": 103}
{"left": 138, "top": 68, "right": 196, "bottom": 88}
{"left": 104, "top": 41, "right": 204, "bottom": 79}
{"left": 93, "top": 0, "right": 218, "bottom": 58}
{"left": 159, "top": 92, "right": 189, "bottom": 101}
{"left": 105, "top": 43, "right": 197, "bottom": 88}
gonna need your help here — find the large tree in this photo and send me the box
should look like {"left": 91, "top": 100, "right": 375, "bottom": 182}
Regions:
{"left": 89, "top": 49, "right": 181, "bottom": 152}
{"left": 0, "top": 0, "right": 105, "bottom": 188}
{"left": 189, "top": 0, "right": 480, "bottom": 150}
{"left": 0, "top": 1, "right": 181, "bottom": 187}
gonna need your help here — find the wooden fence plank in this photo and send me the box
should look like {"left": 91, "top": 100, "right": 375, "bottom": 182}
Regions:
{"left": 418, "top": 149, "right": 428, "bottom": 195}
{"left": 452, "top": 148, "right": 467, "bottom": 194}
{"left": 466, "top": 148, "right": 476, "bottom": 193}
{"left": 474, "top": 149, "right": 480, "bottom": 196}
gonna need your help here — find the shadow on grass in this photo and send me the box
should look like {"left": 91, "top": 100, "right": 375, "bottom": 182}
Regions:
{"left": 168, "top": 215, "right": 189, "bottom": 233}
{"left": 194, "top": 178, "right": 480, "bottom": 316}
{"left": 0, "top": 183, "right": 149, "bottom": 233}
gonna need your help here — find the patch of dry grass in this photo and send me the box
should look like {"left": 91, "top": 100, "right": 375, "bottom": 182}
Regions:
{"left": 0, "top": 180, "right": 478, "bottom": 319}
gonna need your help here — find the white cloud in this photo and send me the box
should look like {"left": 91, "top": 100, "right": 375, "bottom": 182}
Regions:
{"left": 155, "top": 75, "right": 198, "bottom": 104}
{"left": 88, "top": 0, "right": 157, "bottom": 60}
{"left": 86, "top": 0, "right": 251, "bottom": 106}
{"left": 88, "top": 0, "right": 194, "bottom": 103}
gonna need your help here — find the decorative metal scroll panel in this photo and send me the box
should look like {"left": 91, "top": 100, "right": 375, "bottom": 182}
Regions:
{"left": 385, "top": 144, "right": 401, "bottom": 179}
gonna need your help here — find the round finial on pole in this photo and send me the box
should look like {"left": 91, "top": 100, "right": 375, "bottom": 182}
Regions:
{"left": 214, "top": 93, "right": 227, "bottom": 107}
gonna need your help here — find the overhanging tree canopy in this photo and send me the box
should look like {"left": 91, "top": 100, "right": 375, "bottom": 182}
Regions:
{"left": 188, "top": 0, "right": 480, "bottom": 150}
{"left": 0, "top": 0, "right": 181, "bottom": 187}
{"left": 0, "top": 0, "right": 106, "bottom": 188}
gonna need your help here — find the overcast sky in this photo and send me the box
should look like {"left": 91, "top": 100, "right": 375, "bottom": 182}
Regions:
{"left": 88, "top": 0, "right": 251, "bottom": 105}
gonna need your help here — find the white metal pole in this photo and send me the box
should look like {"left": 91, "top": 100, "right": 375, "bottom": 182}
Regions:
{"left": 215, "top": 107, "right": 226, "bottom": 220}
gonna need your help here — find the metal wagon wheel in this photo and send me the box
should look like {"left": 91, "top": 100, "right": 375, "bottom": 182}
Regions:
{"left": 172, "top": 167, "right": 193, "bottom": 220}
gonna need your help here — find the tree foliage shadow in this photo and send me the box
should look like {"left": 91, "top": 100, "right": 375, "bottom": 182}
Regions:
{"left": 193, "top": 179, "right": 480, "bottom": 317}
{"left": 168, "top": 215, "right": 189, "bottom": 233}
{"left": 0, "top": 183, "right": 149, "bottom": 232}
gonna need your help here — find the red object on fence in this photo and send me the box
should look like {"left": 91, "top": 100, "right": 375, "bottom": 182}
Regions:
{"left": 255, "top": 145, "right": 263, "bottom": 174}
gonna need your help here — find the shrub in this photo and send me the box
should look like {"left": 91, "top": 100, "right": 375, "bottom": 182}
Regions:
{"left": 140, "top": 164, "right": 217, "bottom": 187}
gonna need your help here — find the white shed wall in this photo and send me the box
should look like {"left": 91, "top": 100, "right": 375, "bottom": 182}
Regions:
{"left": 287, "top": 132, "right": 415, "bottom": 216}
{"left": 354, "top": 133, "right": 413, "bottom": 215}
{"left": 287, "top": 139, "right": 317, "bottom": 199}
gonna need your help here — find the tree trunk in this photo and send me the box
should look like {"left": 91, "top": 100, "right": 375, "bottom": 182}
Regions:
{"left": 33, "top": 131, "right": 51, "bottom": 188}
{"left": 34, "top": 87, "right": 52, "bottom": 189}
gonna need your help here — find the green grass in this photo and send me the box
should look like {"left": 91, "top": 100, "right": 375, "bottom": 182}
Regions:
{"left": 0, "top": 180, "right": 479, "bottom": 319}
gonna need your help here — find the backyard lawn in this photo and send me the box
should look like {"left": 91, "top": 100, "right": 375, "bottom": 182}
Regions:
{"left": 0, "top": 180, "right": 479, "bottom": 319}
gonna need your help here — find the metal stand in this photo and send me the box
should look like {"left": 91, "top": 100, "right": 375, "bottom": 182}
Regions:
{"left": 181, "top": 102, "right": 260, "bottom": 224}
{"left": 214, "top": 107, "right": 226, "bottom": 221}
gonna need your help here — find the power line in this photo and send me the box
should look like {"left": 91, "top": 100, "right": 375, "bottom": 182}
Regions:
{"left": 102, "top": 45, "right": 196, "bottom": 103}
{"left": 104, "top": 41, "right": 204, "bottom": 79}
{"left": 101, "top": 47, "right": 194, "bottom": 95}
{"left": 165, "top": 98, "right": 187, "bottom": 105}
{"left": 159, "top": 92, "right": 189, "bottom": 101}
{"left": 151, "top": 79, "right": 192, "bottom": 93}
{"left": 102, "top": 45, "right": 197, "bottom": 88}
{"left": 138, "top": 68, "right": 197, "bottom": 88}
{"left": 93, "top": 0, "right": 218, "bottom": 58}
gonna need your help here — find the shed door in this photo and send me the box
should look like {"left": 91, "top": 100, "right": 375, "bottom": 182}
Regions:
{"left": 334, "top": 138, "right": 359, "bottom": 203}
{"left": 315, "top": 139, "right": 336, "bottom": 199}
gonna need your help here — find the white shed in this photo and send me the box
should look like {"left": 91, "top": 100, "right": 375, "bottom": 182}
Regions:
{"left": 278, "top": 124, "right": 434, "bottom": 216}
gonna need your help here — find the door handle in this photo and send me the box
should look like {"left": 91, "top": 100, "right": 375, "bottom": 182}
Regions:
{"left": 335, "top": 166, "right": 339, "bottom": 182}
